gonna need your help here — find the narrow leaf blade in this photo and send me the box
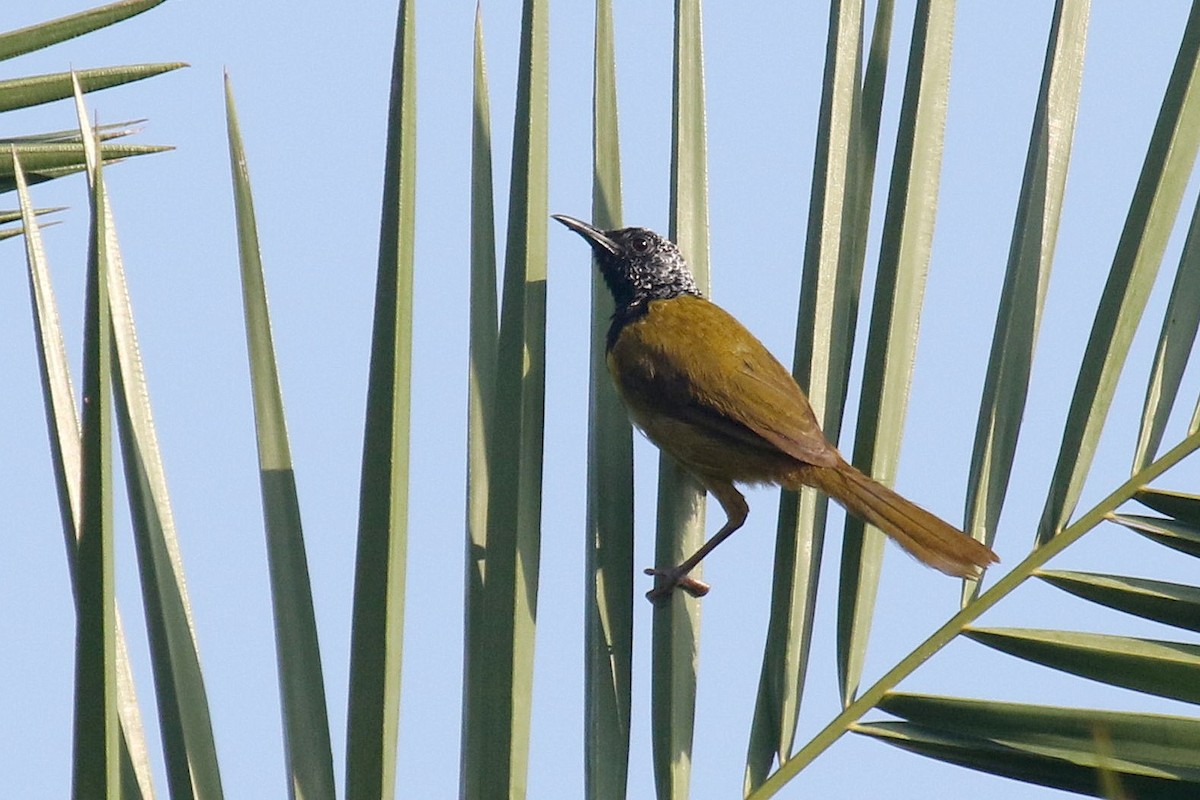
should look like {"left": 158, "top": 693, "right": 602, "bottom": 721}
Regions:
{"left": 584, "top": 1, "right": 634, "bottom": 798}
{"left": 1135, "top": 487, "right": 1200, "bottom": 525}
{"left": 1038, "top": 2, "right": 1200, "bottom": 542}
{"left": 839, "top": 0, "right": 957, "bottom": 706}
{"left": 344, "top": 3, "right": 417, "bottom": 797}
{"left": 751, "top": 433, "right": 1200, "bottom": 799}
{"left": 14, "top": 150, "right": 155, "bottom": 800}
{"left": 872, "top": 693, "right": 1200, "bottom": 795}
{"left": 966, "top": 627, "right": 1200, "bottom": 705}
{"left": 652, "top": 2, "right": 709, "bottom": 797}
{"left": 748, "top": 0, "right": 881, "bottom": 788}
{"left": 1038, "top": 569, "right": 1200, "bottom": 633}
{"left": 0, "top": 0, "right": 166, "bottom": 62}
{"left": 1111, "top": 512, "right": 1200, "bottom": 558}
{"left": 855, "top": 716, "right": 1200, "bottom": 798}
{"left": 71, "top": 120, "right": 118, "bottom": 800}
{"left": 471, "top": 0, "right": 550, "bottom": 795}
{"left": 963, "top": 0, "right": 1089, "bottom": 580}
{"left": 0, "top": 143, "right": 172, "bottom": 193}
{"left": 73, "top": 77, "right": 225, "bottom": 800}
{"left": 225, "top": 74, "right": 336, "bottom": 800}
{"left": 1133, "top": 187, "right": 1200, "bottom": 472}
{"left": 0, "top": 64, "right": 186, "bottom": 114}
{"left": 458, "top": 7, "right": 499, "bottom": 798}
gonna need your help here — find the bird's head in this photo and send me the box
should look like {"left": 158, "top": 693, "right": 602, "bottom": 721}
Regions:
{"left": 552, "top": 214, "right": 701, "bottom": 310}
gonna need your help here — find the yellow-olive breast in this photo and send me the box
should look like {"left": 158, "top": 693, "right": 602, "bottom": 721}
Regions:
{"left": 605, "top": 294, "right": 838, "bottom": 485}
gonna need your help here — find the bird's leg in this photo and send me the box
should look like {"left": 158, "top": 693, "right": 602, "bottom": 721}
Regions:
{"left": 646, "top": 479, "right": 748, "bottom": 603}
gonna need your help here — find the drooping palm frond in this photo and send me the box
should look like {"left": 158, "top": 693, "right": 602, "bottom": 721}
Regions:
{"left": 746, "top": 0, "right": 1200, "bottom": 797}
{"left": 857, "top": 693, "right": 1200, "bottom": 797}
{"left": 857, "top": 491, "right": 1200, "bottom": 797}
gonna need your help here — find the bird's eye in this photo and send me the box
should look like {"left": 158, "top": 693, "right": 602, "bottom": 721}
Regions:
{"left": 630, "top": 235, "right": 653, "bottom": 254}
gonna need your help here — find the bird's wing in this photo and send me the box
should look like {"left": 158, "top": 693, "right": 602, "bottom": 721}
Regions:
{"left": 612, "top": 296, "right": 838, "bottom": 467}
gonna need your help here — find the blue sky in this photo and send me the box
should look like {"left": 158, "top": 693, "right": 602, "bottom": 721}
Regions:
{"left": 3, "top": 2, "right": 1199, "bottom": 798}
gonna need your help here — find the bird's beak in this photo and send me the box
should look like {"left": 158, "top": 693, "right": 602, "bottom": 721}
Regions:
{"left": 551, "top": 214, "right": 620, "bottom": 256}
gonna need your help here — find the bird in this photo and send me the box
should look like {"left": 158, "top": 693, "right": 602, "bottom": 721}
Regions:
{"left": 552, "top": 214, "right": 999, "bottom": 603}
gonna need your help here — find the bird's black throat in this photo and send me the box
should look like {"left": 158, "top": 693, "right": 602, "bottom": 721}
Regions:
{"left": 605, "top": 297, "right": 651, "bottom": 351}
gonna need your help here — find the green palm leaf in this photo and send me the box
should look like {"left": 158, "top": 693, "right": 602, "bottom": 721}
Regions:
{"left": 1136, "top": 487, "right": 1200, "bottom": 525}
{"left": 225, "top": 75, "right": 336, "bottom": 800}
{"left": 461, "top": 0, "right": 550, "bottom": 796}
{"left": 1037, "top": 0, "right": 1200, "bottom": 544}
{"left": 1039, "top": 570, "right": 1200, "bottom": 633}
{"left": 584, "top": 2, "right": 634, "bottom": 799}
{"left": 838, "top": 0, "right": 955, "bottom": 706}
{"left": 651, "top": 2, "right": 710, "bottom": 798}
{"left": 459, "top": 7, "right": 498, "bottom": 798}
{"left": 858, "top": 694, "right": 1200, "bottom": 798}
{"left": 0, "top": 5, "right": 179, "bottom": 201}
{"left": 1132, "top": 187, "right": 1200, "bottom": 473}
{"left": 13, "top": 152, "right": 154, "bottom": 800}
{"left": 1113, "top": 512, "right": 1200, "bottom": 558}
{"left": 747, "top": 1, "right": 895, "bottom": 788}
{"left": 0, "top": 64, "right": 186, "bottom": 113}
{"left": 344, "top": 2, "right": 416, "bottom": 797}
{"left": 966, "top": 628, "right": 1200, "bottom": 705}
{"left": 0, "top": 0, "right": 166, "bottom": 62}
{"left": 73, "top": 81, "right": 223, "bottom": 800}
{"left": 850, "top": 479, "right": 1200, "bottom": 791}
{"left": 963, "top": 0, "right": 1088, "bottom": 583}
{"left": 3, "top": 120, "right": 144, "bottom": 145}
{"left": 70, "top": 121, "right": 119, "bottom": 800}
{"left": 0, "top": 143, "right": 172, "bottom": 194}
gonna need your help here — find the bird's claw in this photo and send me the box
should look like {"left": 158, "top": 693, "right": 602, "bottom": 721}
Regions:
{"left": 644, "top": 567, "right": 710, "bottom": 604}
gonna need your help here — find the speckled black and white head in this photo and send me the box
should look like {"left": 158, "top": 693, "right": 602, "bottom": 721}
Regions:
{"left": 552, "top": 215, "right": 702, "bottom": 311}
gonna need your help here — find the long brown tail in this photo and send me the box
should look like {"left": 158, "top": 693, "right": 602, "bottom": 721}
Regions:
{"left": 800, "top": 460, "right": 998, "bottom": 578}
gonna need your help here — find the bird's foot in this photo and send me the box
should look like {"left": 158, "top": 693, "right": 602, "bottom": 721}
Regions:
{"left": 644, "top": 566, "right": 710, "bottom": 604}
